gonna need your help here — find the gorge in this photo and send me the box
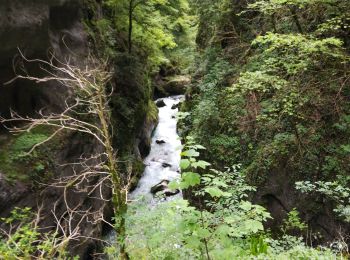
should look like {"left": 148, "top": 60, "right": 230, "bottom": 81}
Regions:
{"left": 0, "top": 0, "right": 349, "bottom": 259}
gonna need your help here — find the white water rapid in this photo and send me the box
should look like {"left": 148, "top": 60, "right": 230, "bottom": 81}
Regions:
{"left": 104, "top": 96, "right": 184, "bottom": 250}
{"left": 130, "top": 95, "right": 183, "bottom": 201}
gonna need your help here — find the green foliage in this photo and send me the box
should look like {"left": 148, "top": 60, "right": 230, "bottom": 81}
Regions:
{"left": 0, "top": 129, "right": 55, "bottom": 183}
{"left": 184, "top": 56, "right": 237, "bottom": 166}
{"left": 247, "top": 0, "right": 339, "bottom": 15}
{"left": 192, "top": 0, "right": 234, "bottom": 49}
{"left": 250, "top": 236, "right": 268, "bottom": 256}
{"left": 0, "top": 207, "right": 70, "bottom": 259}
{"left": 10, "top": 133, "right": 48, "bottom": 159}
{"left": 123, "top": 156, "right": 272, "bottom": 259}
{"left": 147, "top": 100, "right": 159, "bottom": 123}
{"left": 246, "top": 0, "right": 350, "bottom": 37}
{"left": 94, "top": 18, "right": 117, "bottom": 58}
{"left": 111, "top": 142, "right": 339, "bottom": 259}
{"left": 208, "top": 134, "right": 240, "bottom": 166}
{"left": 251, "top": 33, "right": 346, "bottom": 75}
{"left": 185, "top": 1, "right": 350, "bottom": 178}
{"left": 121, "top": 198, "right": 338, "bottom": 259}
{"left": 316, "top": 14, "right": 350, "bottom": 36}
{"left": 103, "top": 0, "right": 194, "bottom": 69}
{"left": 296, "top": 180, "right": 350, "bottom": 222}
{"left": 281, "top": 208, "right": 307, "bottom": 234}
{"left": 169, "top": 136, "right": 208, "bottom": 189}
{"left": 181, "top": 0, "right": 350, "bottom": 249}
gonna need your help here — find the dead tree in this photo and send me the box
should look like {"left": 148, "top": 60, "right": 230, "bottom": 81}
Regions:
{"left": 0, "top": 51, "right": 130, "bottom": 259}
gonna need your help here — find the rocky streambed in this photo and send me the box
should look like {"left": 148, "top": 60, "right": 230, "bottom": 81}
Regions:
{"left": 104, "top": 95, "right": 183, "bottom": 251}
{"left": 130, "top": 95, "right": 183, "bottom": 201}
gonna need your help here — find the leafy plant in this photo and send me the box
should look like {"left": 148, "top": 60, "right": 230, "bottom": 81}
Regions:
{"left": 0, "top": 207, "right": 71, "bottom": 259}
{"left": 281, "top": 208, "right": 307, "bottom": 234}
{"left": 296, "top": 181, "right": 350, "bottom": 222}
{"left": 119, "top": 141, "right": 338, "bottom": 259}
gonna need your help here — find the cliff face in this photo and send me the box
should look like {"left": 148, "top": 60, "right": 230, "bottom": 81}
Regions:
{"left": 0, "top": 0, "right": 86, "bottom": 119}
{"left": 0, "top": 0, "right": 155, "bottom": 257}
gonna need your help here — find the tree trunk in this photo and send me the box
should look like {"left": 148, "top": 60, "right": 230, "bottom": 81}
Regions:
{"left": 97, "top": 85, "right": 129, "bottom": 259}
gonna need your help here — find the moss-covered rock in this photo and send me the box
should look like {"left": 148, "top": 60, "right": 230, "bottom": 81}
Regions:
{"left": 154, "top": 74, "right": 190, "bottom": 98}
{"left": 0, "top": 127, "right": 60, "bottom": 184}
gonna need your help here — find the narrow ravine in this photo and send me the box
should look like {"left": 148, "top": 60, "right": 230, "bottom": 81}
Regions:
{"left": 105, "top": 96, "right": 184, "bottom": 250}
{"left": 131, "top": 95, "right": 184, "bottom": 201}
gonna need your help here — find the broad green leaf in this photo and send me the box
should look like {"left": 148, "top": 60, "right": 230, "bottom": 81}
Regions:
{"left": 192, "top": 160, "right": 211, "bottom": 169}
{"left": 244, "top": 219, "right": 264, "bottom": 233}
{"left": 193, "top": 144, "right": 206, "bottom": 150}
{"left": 224, "top": 216, "right": 238, "bottom": 224}
{"left": 180, "top": 172, "right": 201, "bottom": 189}
{"left": 181, "top": 149, "right": 200, "bottom": 157}
{"left": 180, "top": 159, "right": 191, "bottom": 170}
{"left": 205, "top": 187, "right": 225, "bottom": 197}
{"left": 201, "top": 177, "right": 212, "bottom": 182}
{"left": 168, "top": 180, "right": 180, "bottom": 190}
{"left": 240, "top": 201, "right": 253, "bottom": 211}
{"left": 212, "top": 179, "right": 228, "bottom": 188}
{"left": 184, "top": 236, "right": 201, "bottom": 249}
{"left": 214, "top": 224, "right": 231, "bottom": 237}
{"left": 196, "top": 228, "right": 211, "bottom": 239}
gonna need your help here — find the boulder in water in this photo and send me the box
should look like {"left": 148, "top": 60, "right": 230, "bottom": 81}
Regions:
{"left": 162, "top": 163, "right": 172, "bottom": 168}
{"left": 156, "top": 139, "right": 166, "bottom": 144}
{"left": 163, "top": 188, "right": 180, "bottom": 197}
{"left": 156, "top": 99, "right": 166, "bottom": 108}
{"left": 150, "top": 180, "right": 179, "bottom": 197}
{"left": 171, "top": 103, "right": 180, "bottom": 110}
{"left": 151, "top": 180, "right": 169, "bottom": 194}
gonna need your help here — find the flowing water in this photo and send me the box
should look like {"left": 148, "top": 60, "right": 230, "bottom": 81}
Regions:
{"left": 105, "top": 96, "right": 183, "bottom": 248}
{"left": 130, "top": 95, "right": 183, "bottom": 201}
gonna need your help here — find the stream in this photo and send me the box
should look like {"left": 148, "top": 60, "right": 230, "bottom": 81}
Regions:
{"left": 105, "top": 96, "right": 184, "bottom": 250}
{"left": 130, "top": 95, "right": 183, "bottom": 201}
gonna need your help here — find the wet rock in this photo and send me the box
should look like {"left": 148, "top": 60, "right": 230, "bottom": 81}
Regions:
{"left": 171, "top": 115, "right": 176, "bottom": 119}
{"left": 171, "top": 103, "right": 180, "bottom": 110}
{"left": 162, "top": 75, "right": 190, "bottom": 96}
{"left": 151, "top": 180, "right": 169, "bottom": 194}
{"left": 136, "top": 113, "right": 158, "bottom": 158}
{"left": 156, "top": 139, "right": 166, "bottom": 144}
{"left": 150, "top": 180, "right": 179, "bottom": 197}
{"left": 156, "top": 99, "right": 166, "bottom": 108}
{"left": 162, "top": 163, "right": 172, "bottom": 168}
{"left": 0, "top": 173, "right": 29, "bottom": 213}
{"left": 163, "top": 188, "right": 180, "bottom": 197}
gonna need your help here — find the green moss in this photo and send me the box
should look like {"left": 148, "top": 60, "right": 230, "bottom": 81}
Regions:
{"left": 130, "top": 158, "right": 146, "bottom": 189}
{"left": 0, "top": 127, "right": 59, "bottom": 184}
{"left": 146, "top": 100, "right": 159, "bottom": 124}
